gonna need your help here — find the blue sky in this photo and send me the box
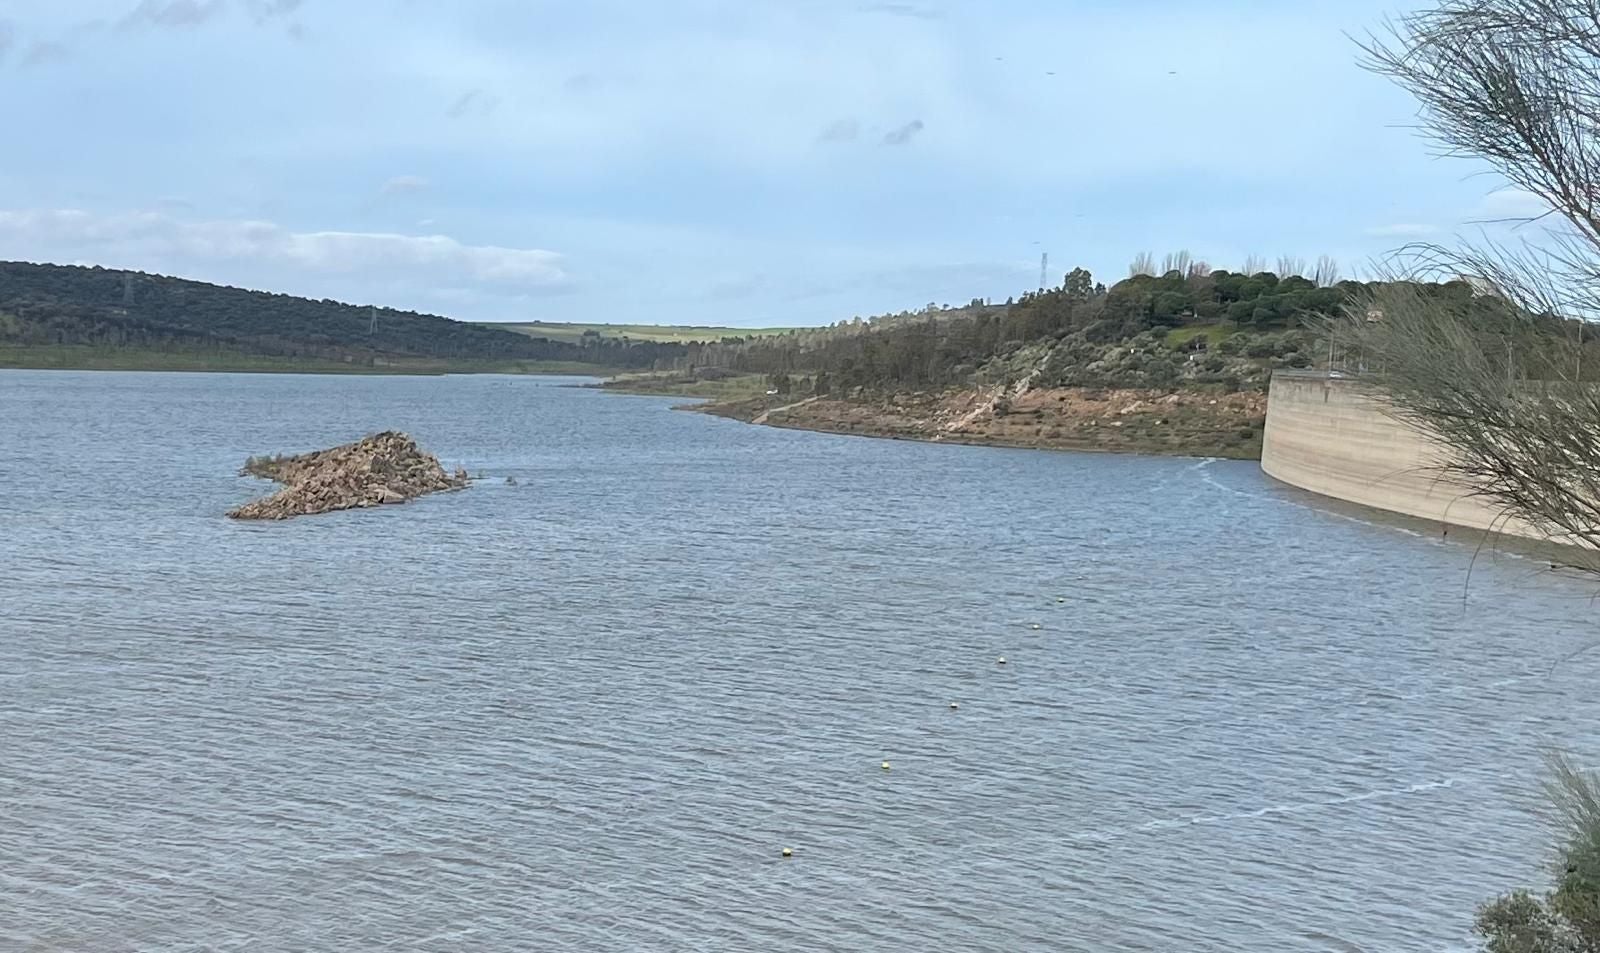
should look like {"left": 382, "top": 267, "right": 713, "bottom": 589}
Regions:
{"left": 0, "top": 0, "right": 1547, "bottom": 327}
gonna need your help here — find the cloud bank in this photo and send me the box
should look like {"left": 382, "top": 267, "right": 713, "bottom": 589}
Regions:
{"left": 0, "top": 208, "right": 569, "bottom": 292}
{"left": 0, "top": 0, "right": 1551, "bottom": 325}
{"left": 118, "top": 0, "right": 229, "bottom": 31}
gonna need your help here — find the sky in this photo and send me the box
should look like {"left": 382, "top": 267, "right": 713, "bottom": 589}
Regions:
{"left": 0, "top": 0, "right": 1551, "bottom": 327}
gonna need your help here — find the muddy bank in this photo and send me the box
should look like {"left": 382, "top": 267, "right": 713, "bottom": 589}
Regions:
{"left": 230, "top": 431, "right": 469, "bottom": 520}
{"left": 695, "top": 387, "right": 1266, "bottom": 459}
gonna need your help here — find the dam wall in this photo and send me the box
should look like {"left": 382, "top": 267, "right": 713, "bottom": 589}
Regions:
{"left": 1261, "top": 371, "right": 1540, "bottom": 538}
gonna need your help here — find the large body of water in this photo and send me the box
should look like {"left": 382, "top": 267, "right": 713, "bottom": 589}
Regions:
{"left": 3, "top": 370, "right": 1598, "bottom": 952}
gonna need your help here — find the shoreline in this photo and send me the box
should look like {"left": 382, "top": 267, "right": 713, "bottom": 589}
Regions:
{"left": 0, "top": 348, "right": 627, "bottom": 378}
{"left": 686, "top": 387, "right": 1267, "bottom": 460}
{"left": 702, "top": 410, "right": 1251, "bottom": 459}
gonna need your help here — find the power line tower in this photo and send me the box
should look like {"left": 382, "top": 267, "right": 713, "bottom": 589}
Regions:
{"left": 369, "top": 306, "right": 377, "bottom": 336}
{"left": 1039, "top": 252, "right": 1049, "bottom": 291}
{"left": 122, "top": 272, "right": 134, "bottom": 306}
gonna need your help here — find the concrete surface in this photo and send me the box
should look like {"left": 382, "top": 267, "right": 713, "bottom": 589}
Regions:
{"left": 1261, "top": 372, "right": 1541, "bottom": 539}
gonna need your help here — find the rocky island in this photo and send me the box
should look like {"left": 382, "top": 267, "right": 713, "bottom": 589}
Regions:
{"left": 229, "top": 431, "right": 469, "bottom": 520}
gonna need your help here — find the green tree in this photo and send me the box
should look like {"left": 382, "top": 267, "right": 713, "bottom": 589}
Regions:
{"left": 1470, "top": 758, "right": 1600, "bottom": 953}
{"left": 1151, "top": 291, "right": 1190, "bottom": 327}
{"left": 1064, "top": 267, "right": 1095, "bottom": 299}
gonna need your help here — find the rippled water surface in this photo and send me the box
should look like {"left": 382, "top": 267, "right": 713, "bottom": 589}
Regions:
{"left": 4, "top": 369, "right": 1600, "bottom": 952}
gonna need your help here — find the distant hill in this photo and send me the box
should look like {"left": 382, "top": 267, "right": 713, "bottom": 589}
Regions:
{"left": 0, "top": 261, "right": 681, "bottom": 370}
{"left": 495, "top": 321, "right": 801, "bottom": 345}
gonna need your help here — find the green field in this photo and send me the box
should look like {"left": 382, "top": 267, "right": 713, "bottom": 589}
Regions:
{"left": 0, "top": 345, "right": 626, "bottom": 377}
{"left": 491, "top": 321, "right": 799, "bottom": 345}
{"left": 1164, "top": 325, "right": 1234, "bottom": 350}
{"left": 600, "top": 371, "right": 773, "bottom": 399}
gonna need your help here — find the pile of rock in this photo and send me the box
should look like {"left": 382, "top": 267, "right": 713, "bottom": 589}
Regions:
{"left": 228, "top": 431, "right": 469, "bottom": 520}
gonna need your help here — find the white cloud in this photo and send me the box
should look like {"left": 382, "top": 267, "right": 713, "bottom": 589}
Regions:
{"left": 0, "top": 208, "right": 569, "bottom": 292}
{"left": 381, "top": 174, "right": 429, "bottom": 195}
{"left": 1474, "top": 187, "right": 1551, "bottom": 221}
{"left": 1365, "top": 223, "right": 1439, "bottom": 238}
{"left": 118, "top": 0, "right": 228, "bottom": 31}
{"left": 288, "top": 231, "right": 564, "bottom": 285}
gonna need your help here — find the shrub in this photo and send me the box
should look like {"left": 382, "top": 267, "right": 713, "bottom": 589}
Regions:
{"left": 1470, "top": 758, "right": 1600, "bottom": 952}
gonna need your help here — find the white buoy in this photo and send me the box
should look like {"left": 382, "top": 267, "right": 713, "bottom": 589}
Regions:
{"left": 997, "top": 656, "right": 1007, "bottom": 665}
{"left": 949, "top": 702, "right": 960, "bottom": 709}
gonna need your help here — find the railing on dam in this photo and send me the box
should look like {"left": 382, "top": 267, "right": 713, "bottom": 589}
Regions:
{"left": 1274, "top": 368, "right": 1365, "bottom": 383}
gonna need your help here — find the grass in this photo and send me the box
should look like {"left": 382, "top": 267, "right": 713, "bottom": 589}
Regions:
{"left": 0, "top": 345, "right": 627, "bottom": 377}
{"left": 483, "top": 360, "right": 632, "bottom": 377}
{"left": 1164, "top": 324, "right": 1235, "bottom": 350}
{"left": 491, "top": 321, "right": 800, "bottom": 345}
{"left": 601, "top": 371, "right": 772, "bottom": 399}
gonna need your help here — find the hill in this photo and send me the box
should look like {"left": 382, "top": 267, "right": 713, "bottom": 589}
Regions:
{"left": 0, "top": 261, "right": 685, "bottom": 372}
{"left": 608, "top": 263, "right": 1528, "bottom": 459}
{"left": 494, "top": 321, "right": 801, "bottom": 345}
{"left": 719, "top": 267, "right": 1349, "bottom": 392}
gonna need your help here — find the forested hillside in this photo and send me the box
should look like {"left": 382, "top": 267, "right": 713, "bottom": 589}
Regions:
{"left": 592, "top": 260, "right": 1552, "bottom": 460}
{"left": 1, "top": 258, "right": 1528, "bottom": 387}
{"left": 0, "top": 261, "right": 683, "bottom": 369}
{"left": 673, "top": 265, "right": 1504, "bottom": 394}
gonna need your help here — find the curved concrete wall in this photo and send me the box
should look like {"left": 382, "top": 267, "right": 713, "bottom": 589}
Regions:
{"left": 1261, "top": 372, "right": 1539, "bottom": 538}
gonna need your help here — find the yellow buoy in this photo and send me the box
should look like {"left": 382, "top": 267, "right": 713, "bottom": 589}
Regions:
{"left": 781, "top": 847, "right": 792, "bottom": 858}
{"left": 881, "top": 760, "right": 891, "bottom": 770}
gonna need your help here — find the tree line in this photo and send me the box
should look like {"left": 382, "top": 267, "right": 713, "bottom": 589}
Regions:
{"left": 0, "top": 261, "right": 683, "bottom": 368}
{"left": 682, "top": 266, "right": 1515, "bottom": 393}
